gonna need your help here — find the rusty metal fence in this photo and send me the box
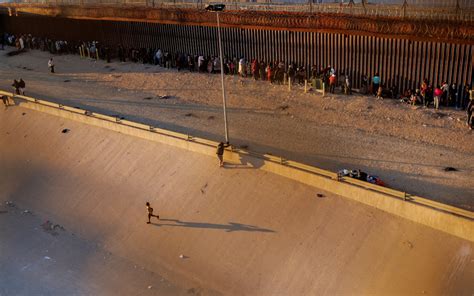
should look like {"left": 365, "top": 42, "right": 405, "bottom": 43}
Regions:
{"left": 6, "top": 0, "right": 474, "bottom": 22}
{"left": 1, "top": 15, "right": 473, "bottom": 91}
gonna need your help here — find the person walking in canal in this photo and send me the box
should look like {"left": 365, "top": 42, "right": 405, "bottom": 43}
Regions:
{"left": 146, "top": 202, "right": 159, "bottom": 224}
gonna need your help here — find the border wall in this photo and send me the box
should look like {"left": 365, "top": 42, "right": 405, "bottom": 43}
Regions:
{"left": 1, "top": 14, "right": 473, "bottom": 91}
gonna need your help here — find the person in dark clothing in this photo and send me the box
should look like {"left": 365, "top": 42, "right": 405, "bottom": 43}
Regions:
{"left": 2, "top": 95, "right": 10, "bottom": 108}
{"left": 146, "top": 202, "right": 159, "bottom": 224}
{"left": 18, "top": 78, "right": 25, "bottom": 95}
{"left": 467, "top": 96, "right": 474, "bottom": 130}
{"left": 12, "top": 79, "right": 20, "bottom": 95}
{"left": 449, "top": 83, "right": 457, "bottom": 107}
{"left": 216, "top": 142, "right": 229, "bottom": 167}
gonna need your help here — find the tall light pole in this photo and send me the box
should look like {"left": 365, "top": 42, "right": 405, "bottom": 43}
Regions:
{"left": 206, "top": 4, "right": 229, "bottom": 143}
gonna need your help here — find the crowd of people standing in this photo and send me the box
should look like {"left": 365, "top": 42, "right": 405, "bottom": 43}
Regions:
{"left": 2, "top": 32, "right": 473, "bottom": 129}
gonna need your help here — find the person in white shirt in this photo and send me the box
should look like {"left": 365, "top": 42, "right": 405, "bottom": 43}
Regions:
{"left": 48, "top": 58, "right": 55, "bottom": 73}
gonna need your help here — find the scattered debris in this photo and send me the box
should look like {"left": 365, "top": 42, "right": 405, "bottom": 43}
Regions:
{"left": 317, "top": 193, "right": 325, "bottom": 198}
{"left": 61, "top": 129, "right": 70, "bottom": 134}
{"left": 41, "top": 220, "right": 65, "bottom": 236}
{"left": 22, "top": 209, "right": 32, "bottom": 215}
{"left": 148, "top": 285, "right": 153, "bottom": 289}
{"left": 143, "top": 95, "right": 172, "bottom": 100}
{"left": 207, "top": 116, "right": 215, "bottom": 120}
{"left": 433, "top": 112, "right": 447, "bottom": 119}
{"left": 63, "top": 80, "right": 71, "bottom": 83}
{"left": 200, "top": 183, "right": 208, "bottom": 194}
{"left": 239, "top": 144, "right": 249, "bottom": 149}
{"left": 5, "top": 201, "right": 15, "bottom": 207}
{"left": 278, "top": 104, "right": 289, "bottom": 111}
{"left": 44, "top": 256, "right": 51, "bottom": 260}
{"left": 403, "top": 240, "right": 414, "bottom": 249}
{"left": 367, "top": 105, "right": 373, "bottom": 110}
{"left": 7, "top": 50, "right": 26, "bottom": 57}
{"left": 422, "top": 124, "right": 427, "bottom": 127}
{"left": 184, "top": 113, "right": 197, "bottom": 118}
{"left": 444, "top": 167, "right": 458, "bottom": 172}
{"left": 22, "top": 112, "right": 26, "bottom": 116}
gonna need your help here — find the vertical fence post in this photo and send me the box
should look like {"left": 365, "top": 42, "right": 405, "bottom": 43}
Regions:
{"left": 288, "top": 77, "right": 291, "bottom": 91}
{"left": 304, "top": 79, "right": 308, "bottom": 93}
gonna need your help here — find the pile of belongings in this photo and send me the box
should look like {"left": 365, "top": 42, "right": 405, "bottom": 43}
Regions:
{"left": 338, "top": 169, "right": 386, "bottom": 187}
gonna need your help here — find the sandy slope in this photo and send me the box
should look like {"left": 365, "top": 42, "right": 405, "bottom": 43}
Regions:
{"left": 1, "top": 47, "right": 472, "bottom": 210}
{"left": 1, "top": 106, "right": 473, "bottom": 295}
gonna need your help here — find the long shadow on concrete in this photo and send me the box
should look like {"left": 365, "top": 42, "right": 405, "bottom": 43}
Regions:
{"left": 152, "top": 219, "right": 275, "bottom": 233}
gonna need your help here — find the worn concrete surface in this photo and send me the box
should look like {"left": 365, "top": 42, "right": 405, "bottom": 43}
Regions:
{"left": 1, "top": 105, "right": 473, "bottom": 295}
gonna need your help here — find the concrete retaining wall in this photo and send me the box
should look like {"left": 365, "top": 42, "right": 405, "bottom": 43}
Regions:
{"left": 13, "top": 95, "right": 474, "bottom": 242}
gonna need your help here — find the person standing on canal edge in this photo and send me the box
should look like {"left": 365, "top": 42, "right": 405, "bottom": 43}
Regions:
{"left": 146, "top": 202, "right": 159, "bottom": 224}
{"left": 216, "top": 142, "right": 229, "bottom": 167}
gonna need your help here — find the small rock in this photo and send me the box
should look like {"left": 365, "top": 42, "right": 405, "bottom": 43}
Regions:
{"left": 179, "top": 254, "right": 184, "bottom": 259}
{"left": 148, "top": 285, "right": 152, "bottom": 289}
{"left": 317, "top": 193, "right": 325, "bottom": 198}
{"left": 44, "top": 256, "right": 51, "bottom": 260}
{"left": 422, "top": 124, "right": 427, "bottom": 127}
{"left": 61, "top": 129, "right": 70, "bottom": 134}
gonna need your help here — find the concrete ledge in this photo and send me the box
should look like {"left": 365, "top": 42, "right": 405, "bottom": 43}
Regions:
{"left": 14, "top": 97, "right": 474, "bottom": 242}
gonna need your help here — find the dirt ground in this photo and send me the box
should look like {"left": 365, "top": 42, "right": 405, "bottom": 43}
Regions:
{"left": 0, "top": 199, "right": 189, "bottom": 296}
{"left": 1, "top": 106, "right": 473, "bottom": 295}
{"left": 0, "top": 47, "right": 473, "bottom": 210}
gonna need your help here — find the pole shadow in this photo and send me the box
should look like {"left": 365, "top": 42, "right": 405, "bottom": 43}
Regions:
{"left": 152, "top": 218, "right": 275, "bottom": 233}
